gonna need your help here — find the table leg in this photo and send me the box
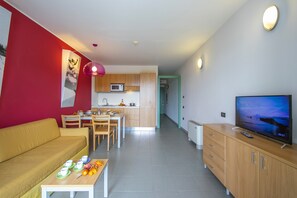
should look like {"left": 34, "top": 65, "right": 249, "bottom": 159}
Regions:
{"left": 117, "top": 118, "right": 121, "bottom": 148}
{"left": 104, "top": 164, "right": 109, "bottom": 197}
{"left": 123, "top": 116, "right": 126, "bottom": 139}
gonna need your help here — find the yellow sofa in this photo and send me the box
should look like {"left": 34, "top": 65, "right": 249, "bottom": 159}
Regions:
{"left": 0, "top": 118, "right": 89, "bottom": 198}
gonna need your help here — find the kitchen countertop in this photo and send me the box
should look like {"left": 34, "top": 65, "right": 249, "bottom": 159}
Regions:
{"left": 97, "top": 105, "right": 139, "bottom": 108}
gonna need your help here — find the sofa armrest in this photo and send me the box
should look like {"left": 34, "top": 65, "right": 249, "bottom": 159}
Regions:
{"left": 59, "top": 128, "right": 89, "bottom": 149}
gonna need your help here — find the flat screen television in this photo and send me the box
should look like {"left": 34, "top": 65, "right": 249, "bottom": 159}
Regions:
{"left": 236, "top": 95, "right": 292, "bottom": 145}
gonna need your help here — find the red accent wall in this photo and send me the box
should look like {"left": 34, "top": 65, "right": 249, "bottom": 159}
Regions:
{"left": 0, "top": 1, "right": 91, "bottom": 128}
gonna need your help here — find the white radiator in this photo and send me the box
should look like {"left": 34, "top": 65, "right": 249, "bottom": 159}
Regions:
{"left": 188, "top": 120, "right": 203, "bottom": 150}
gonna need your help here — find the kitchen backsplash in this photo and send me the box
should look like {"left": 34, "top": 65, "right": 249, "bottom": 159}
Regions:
{"left": 94, "top": 92, "right": 140, "bottom": 106}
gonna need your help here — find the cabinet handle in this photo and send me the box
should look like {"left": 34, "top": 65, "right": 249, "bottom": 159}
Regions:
{"left": 251, "top": 152, "right": 255, "bottom": 164}
{"left": 260, "top": 156, "right": 265, "bottom": 169}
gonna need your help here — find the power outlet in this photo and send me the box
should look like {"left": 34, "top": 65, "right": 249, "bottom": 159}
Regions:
{"left": 221, "top": 112, "right": 226, "bottom": 118}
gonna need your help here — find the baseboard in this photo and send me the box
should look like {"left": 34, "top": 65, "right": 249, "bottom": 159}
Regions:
{"left": 126, "top": 127, "right": 156, "bottom": 131}
{"left": 180, "top": 127, "right": 188, "bottom": 134}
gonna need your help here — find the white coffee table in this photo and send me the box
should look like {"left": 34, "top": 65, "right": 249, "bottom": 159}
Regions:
{"left": 41, "top": 159, "right": 108, "bottom": 198}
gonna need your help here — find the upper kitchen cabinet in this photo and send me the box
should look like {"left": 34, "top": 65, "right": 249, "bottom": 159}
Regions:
{"left": 125, "top": 74, "right": 140, "bottom": 91}
{"left": 140, "top": 73, "right": 156, "bottom": 127}
{"left": 95, "top": 74, "right": 110, "bottom": 92}
{"left": 109, "top": 74, "right": 125, "bottom": 84}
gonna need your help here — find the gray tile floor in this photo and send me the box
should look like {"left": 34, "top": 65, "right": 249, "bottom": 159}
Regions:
{"left": 51, "top": 116, "right": 231, "bottom": 198}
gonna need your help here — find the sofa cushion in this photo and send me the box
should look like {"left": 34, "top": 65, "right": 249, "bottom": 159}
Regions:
{"left": 0, "top": 118, "right": 60, "bottom": 162}
{"left": 0, "top": 136, "right": 86, "bottom": 198}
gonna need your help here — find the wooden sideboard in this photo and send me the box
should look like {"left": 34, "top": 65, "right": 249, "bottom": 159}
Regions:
{"left": 203, "top": 124, "right": 297, "bottom": 198}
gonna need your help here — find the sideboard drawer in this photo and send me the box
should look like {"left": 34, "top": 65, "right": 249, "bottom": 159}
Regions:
{"left": 204, "top": 147, "right": 225, "bottom": 172}
{"left": 204, "top": 136, "right": 225, "bottom": 160}
{"left": 203, "top": 151, "right": 225, "bottom": 185}
{"left": 204, "top": 127, "right": 225, "bottom": 147}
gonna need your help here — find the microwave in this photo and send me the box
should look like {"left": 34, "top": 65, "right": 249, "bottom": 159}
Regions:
{"left": 110, "top": 84, "right": 124, "bottom": 92}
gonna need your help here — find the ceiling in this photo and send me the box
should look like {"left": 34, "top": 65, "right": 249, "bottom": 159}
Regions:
{"left": 5, "top": 0, "right": 248, "bottom": 74}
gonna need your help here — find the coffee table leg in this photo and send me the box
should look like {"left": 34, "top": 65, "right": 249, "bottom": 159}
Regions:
{"left": 88, "top": 187, "right": 94, "bottom": 198}
{"left": 41, "top": 188, "right": 49, "bottom": 198}
{"left": 104, "top": 164, "right": 109, "bottom": 197}
{"left": 70, "top": 191, "right": 75, "bottom": 198}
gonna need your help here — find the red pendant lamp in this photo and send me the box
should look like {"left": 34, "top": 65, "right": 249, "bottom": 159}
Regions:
{"left": 83, "top": 61, "right": 105, "bottom": 77}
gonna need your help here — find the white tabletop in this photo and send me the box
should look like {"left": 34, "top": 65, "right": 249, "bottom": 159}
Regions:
{"left": 80, "top": 113, "right": 123, "bottom": 120}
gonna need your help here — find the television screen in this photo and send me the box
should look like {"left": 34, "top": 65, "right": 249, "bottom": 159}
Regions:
{"left": 236, "top": 95, "right": 292, "bottom": 144}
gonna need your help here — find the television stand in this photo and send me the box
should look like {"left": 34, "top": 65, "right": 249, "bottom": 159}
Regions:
{"left": 281, "top": 144, "right": 288, "bottom": 149}
{"left": 203, "top": 123, "right": 297, "bottom": 198}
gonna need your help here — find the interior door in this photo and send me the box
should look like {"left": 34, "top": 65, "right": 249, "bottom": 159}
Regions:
{"left": 160, "top": 87, "right": 166, "bottom": 114}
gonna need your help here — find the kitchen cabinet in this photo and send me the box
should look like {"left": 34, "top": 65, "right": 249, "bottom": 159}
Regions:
{"left": 124, "top": 108, "right": 139, "bottom": 127}
{"left": 99, "top": 108, "right": 124, "bottom": 114}
{"left": 98, "top": 107, "right": 139, "bottom": 127}
{"left": 109, "top": 74, "right": 125, "bottom": 84}
{"left": 95, "top": 74, "right": 140, "bottom": 92}
{"left": 125, "top": 74, "right": 140, "bottom": 91}
{"left": 140, "top": 73, "right": 156, "bottom": 127}
{"left": 205, "top": 124, "right": 297, "bottom": 198}
{"left": 95, "top": 74, "right": 110, "bottom": 92}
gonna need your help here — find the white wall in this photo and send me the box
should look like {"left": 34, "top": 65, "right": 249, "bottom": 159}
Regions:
{"left": 165, "top": 78, "right": 178, "bottom": 123}
{"left": 177, "top": 0, "right": 297, "bottom": 143}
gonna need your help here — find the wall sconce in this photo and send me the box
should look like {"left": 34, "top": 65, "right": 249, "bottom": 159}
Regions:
{"left": 263, "top": 5, "right": 279, "bottom": 31}
{"left": 197, "top": 57, "right": 203, "bottom": 70}
{"left": 83, "top": 61, "right": 105, "bottom": 77}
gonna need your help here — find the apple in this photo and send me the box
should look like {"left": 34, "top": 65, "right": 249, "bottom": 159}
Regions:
{"left": 84, "top": 163, "right": 91, "bottom": 169}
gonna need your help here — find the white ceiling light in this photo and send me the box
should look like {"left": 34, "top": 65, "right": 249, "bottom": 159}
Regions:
{"left": 132, "top": 41, "right": 139, "bottom": 46}
{"left": 263, "top": 5, "right": 279, "bottom": 31}
{"left": 197, "top": 57, "right": 203, "bottom": 70}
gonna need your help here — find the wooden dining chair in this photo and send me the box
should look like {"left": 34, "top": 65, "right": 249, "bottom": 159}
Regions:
{"left": 110, "top": 121, "right": 118, "bottom": 140}
{"left": 92, "top": 115, "right": 114, "bottom": 151}
{"left": 82, "top": 108, "right": 99, "bottom": 128}
{"left": 61, "top": 115, "right": 81, "bottom": 128}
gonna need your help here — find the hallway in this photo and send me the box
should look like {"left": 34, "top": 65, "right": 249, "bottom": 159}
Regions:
{"left": 52, "top": 116, "right": 229, "bottom": 198}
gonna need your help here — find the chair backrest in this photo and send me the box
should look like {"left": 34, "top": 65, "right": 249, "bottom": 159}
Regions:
{"left": 61, "top": 115, "right": 81, "bottom": 128}
{"left": 92, "top": 115, "right": 110, "bottom": 133}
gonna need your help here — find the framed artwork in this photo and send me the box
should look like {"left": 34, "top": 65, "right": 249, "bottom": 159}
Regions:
{"left": 0, "top": 6, "right": 12, "bottom": 96}
{"left": 61, "top": 49, "right": 81, "bottom": 107}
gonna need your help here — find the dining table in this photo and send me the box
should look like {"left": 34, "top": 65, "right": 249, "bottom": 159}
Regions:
{"left": 81, "top": 113, "right": 126, "bottom": 148}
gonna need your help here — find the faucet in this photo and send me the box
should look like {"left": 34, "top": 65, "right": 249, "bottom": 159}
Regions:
{"left": 102, "top": 98, "right": 108, "bottom": 106}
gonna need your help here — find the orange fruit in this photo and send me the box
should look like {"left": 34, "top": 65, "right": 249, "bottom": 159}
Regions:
{"left": 90, "top": 168, "right": 97, "bottom": 174}
{"left": 88, "top": 171, "right": 94, "bottom": 176}
{"left": 95, "top": 160, "right": 104, "bottom": 166}
{"left": 82, "top": 169, "right": 89, "bottom": 176}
